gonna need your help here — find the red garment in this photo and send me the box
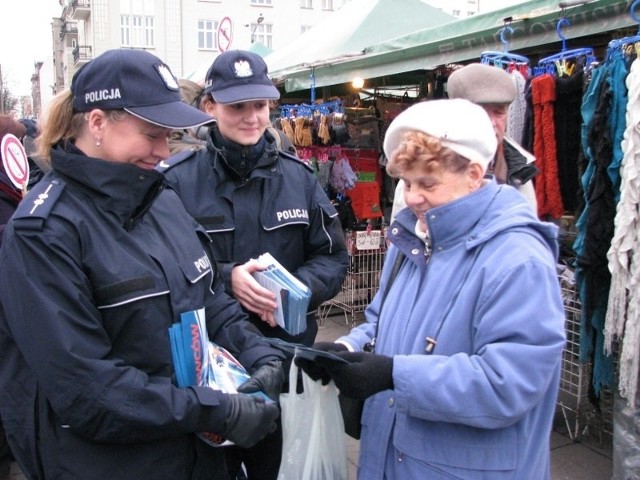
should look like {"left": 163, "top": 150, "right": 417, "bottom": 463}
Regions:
{"left": 348, "top": 182, "right": 383, "bottom": 220}
{"left": 531, "top": 74, "right": 565, "bottom": 218}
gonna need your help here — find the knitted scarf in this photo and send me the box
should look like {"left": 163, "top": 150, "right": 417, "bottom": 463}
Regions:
{"left": 531, "top": 74, "right": 565, "bottom": 218}
{"left": 605, "top": 57, "right": 640, "bottom": 406}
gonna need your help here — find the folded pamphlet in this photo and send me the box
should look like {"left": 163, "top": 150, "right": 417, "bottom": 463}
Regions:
{"left": 261, "top": 337, "right": 349, "bottom": 365}
{"left": 168, "top": 307, "right": 270, "bottom": 447}
{"left": 252, "top": 252, "right": 311, "bottom": 336}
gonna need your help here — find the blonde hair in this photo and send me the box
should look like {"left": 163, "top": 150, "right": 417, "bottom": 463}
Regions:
{"left": 37, "top": 90, "right": 127, "bottom": 162}
{"left": 36, "top": 90, "right": 81, "bottom": 162}
{"left": 386, "top": 131, "right": 469, "bottom": 178}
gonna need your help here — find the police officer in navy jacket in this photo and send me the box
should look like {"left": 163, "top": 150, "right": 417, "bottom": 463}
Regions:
{"left": 159, "top": 50, "right": 348, "bottom": 480}
{"left": 0, "top": 49, "right": 286, "bottom": 480}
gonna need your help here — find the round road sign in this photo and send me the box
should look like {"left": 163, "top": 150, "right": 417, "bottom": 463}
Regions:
{"left": 1, "top": 134, "right": 29, "bottom": 189}
{"left": 217, "top": 17, "right": 233, "bottom": 52}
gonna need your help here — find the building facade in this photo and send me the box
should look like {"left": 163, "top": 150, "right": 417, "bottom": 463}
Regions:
{"left": 53, "top": 0, "right": 351, "bottom": 92}
{"left": 427, "top": 0, "right": 479, "bottom": 18}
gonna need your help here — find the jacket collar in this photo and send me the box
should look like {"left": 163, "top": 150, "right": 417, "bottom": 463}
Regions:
{"left": 392, "top": 178, "right": 502, "bottom": 253}
{"left": 51, "top": 142, "right": 164, "bottom": 227}
{"left": 393, "top": 177, "right": 555, "bottom": 254}
{"left": 207, "top": 125, "right": 278, "bottom": 179}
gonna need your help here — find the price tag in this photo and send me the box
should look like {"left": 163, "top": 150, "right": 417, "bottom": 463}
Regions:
{"left": 355, "top": 230, "right": 381, "bottom": 251}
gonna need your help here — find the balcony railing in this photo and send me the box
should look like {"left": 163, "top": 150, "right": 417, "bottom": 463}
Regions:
{"left": 73, "top": 45, "right": 93, "bottom": 67}
{"left": 60, "top": 22, "right": 78, "bottom": 38}
{"left": 71, "top": 0, "right": 91, "bottom": 20}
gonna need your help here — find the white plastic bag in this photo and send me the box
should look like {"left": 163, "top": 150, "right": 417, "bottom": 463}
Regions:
{"left": 278, "top": 363, "right": 348, "bottom": 480}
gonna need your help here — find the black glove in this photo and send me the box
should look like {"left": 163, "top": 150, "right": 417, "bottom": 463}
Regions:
{"left": 236, "top": 360, "right": 284, "bottom": 402}
{"left": 294, "top": 342, "right": 348, "bottom": 385}
{"left": 222, "top": 394, "right": 279, "bottom": 448}
{"left": 315, "top": 351, "right": 393, "bottom": 400}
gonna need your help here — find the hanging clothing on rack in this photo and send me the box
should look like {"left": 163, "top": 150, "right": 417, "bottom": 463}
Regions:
{"left": 554, "top": 68, "right": 584, "bottom": 214}
{"left": 605, "top": 55, "right": 640, "bottom": 405}
{"left": 609, "top": 53, "right": 632, "bottom": 201}
{"left": 531, "top": 73, "right": 565, "bottom": 219}
{"left": 574, "top": 58, "right": 618, "bottom": 397}
{"left": 506, "top": 69, "right": 528, "bottom": 145}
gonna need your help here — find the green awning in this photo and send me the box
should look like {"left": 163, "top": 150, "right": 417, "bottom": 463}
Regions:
{"left": 264, "top": 0, "right": 455, "bottom": 88}
{"left": 271, "top": 0, "right": 637, "bottom": 92}
{"left": 247, "top": 42, "right": 273, "bottom": 58}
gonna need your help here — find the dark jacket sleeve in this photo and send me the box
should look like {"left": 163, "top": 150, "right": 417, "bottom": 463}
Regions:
{"left": 292, "top": 181, "right": 349, "bottom": 310}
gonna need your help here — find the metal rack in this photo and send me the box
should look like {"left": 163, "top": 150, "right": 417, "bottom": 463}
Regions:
{"left": 555, "top": 264, "right": 614, "bottom": 443}
{"left": 319, "top": 229, "right": 387, "bottom": 326}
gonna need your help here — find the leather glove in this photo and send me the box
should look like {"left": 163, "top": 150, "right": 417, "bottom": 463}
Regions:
{"left": 294, "top": 342, "right": 348, "bottom": 385}
{"left": 315, "top": 351, "right": 393, "bottom": 400}
{"left": 222, "top": 394, "right": 279, "bottom": 448}
{"left": 236, "top": 360, "right": 284, "bottom": 402}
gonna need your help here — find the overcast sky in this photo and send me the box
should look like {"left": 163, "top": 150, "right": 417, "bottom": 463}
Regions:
{"left": 0, "top": 1, "right": 61, "bottom": 102}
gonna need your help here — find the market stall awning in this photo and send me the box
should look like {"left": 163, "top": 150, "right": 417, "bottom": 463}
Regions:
{"left": 264, "top": 0, "right": 455, "bottom": 86}
{"left": 271, "top": 0, "right": 638, "bottom": 92}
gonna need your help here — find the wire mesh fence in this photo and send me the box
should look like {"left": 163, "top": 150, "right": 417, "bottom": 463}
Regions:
{"left": 556, "top": 264, "right": 614, "bottom": 444}
{"left": 318, "top": 229, "right": 387, "bottom": 326}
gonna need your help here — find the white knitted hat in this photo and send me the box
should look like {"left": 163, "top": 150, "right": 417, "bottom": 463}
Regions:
{"left": 383, "top": 99, "right": 497, "bottom": 171}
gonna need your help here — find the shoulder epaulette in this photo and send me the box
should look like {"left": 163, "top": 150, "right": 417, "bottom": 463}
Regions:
{"left": 13, "top": 179, "right": 66, "bottom": 228}
{"left": 155, "top": 149, "right": 197, "bottom": 172}
{"left": 279, "top": 150, "right": 314, "bottom": 173}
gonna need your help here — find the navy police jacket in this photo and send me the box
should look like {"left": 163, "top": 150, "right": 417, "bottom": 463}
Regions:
{"left": 0, "top": 146, "right": 283, "bottom": 480}
{"left": 159, "top": 131, "right": 348, "bottom": 345}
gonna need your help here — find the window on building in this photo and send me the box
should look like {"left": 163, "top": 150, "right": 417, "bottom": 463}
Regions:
{"left": 452, "top": 9, "right": 461, "bottom": 17}
{"left": 250, "top": 0, "right": 273, "bottom": 5}
{"left": 120, "top": 14, "right": 155, "bottom": 47}
{"left": 121, "top": 15, "right": 130, "bottom": 45}
{"left": 301, "top": 25, "right": 312, "bottom": 34}
{"left": 468, "top": 11, "right": 476, "bottom": 16}
{"left": 252, "top": 23, "right": 273, "bottom": 48}
{"left": 300, "top": 0, "right": 312, "bottom": 7}
{"left": 198, "top": 19, "right": 218, "bottom": 50}
{"left": 322, "top": 0, "right": 333, "bottom": 10}
{"left": 145, "top": 16, "right": 154, "bottom": 46}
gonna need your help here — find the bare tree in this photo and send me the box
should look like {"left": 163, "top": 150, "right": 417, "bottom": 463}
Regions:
{"left": 0, "top": 65, "right": 19, "bottom": 115}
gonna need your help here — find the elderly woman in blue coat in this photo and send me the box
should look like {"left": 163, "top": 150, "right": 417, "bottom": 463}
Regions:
{"left": 299, "top": 99, "right": 566, "bottom": 479}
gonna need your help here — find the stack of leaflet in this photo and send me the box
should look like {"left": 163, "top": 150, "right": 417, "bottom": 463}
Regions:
{"left": 168, "top": 307, "right": 269, "bottom": 447}
{"left": 252, "top": 252, "right": 311, "bottom": 336}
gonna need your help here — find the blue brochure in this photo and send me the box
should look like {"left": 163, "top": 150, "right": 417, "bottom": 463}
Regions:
{"left": 252, "top": 252, "right": 312, "bottom": 335}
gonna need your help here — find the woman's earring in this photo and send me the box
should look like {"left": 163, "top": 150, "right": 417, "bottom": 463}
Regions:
{"left": 96, "top": 138, "right": 101, "bottom": 147}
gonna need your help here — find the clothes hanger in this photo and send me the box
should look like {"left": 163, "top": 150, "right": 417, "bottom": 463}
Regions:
{"left": 535, "top": 17, "right": 595, "bottom": 76}
{"left": 606, "top": 0, "right": 640, "bottom": 61}
{"left": 279, "top": 99, "right": 344, "bottom": 119}
{"left": 480, "top": 26, "right": 530, "bottom": 75}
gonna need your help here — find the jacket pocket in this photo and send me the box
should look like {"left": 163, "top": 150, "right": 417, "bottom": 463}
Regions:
{"left": 395, "top": 413, "right": 518, "bottom": 472}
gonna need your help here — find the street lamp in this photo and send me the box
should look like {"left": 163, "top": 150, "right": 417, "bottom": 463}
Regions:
{"left": 250, "top": 14, "right": 264, "bottom": 44}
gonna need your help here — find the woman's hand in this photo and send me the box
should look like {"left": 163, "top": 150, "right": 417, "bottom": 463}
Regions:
{"left": 231, "top": 259, "right": 278, "bottom": 326}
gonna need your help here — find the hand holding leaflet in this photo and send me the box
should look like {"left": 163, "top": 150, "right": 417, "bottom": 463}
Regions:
{"left": 252, "top": 252, "right": 311, "bottom": 335}
{"left": 168, "top": 308, "right": 274, "bottom": 447}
